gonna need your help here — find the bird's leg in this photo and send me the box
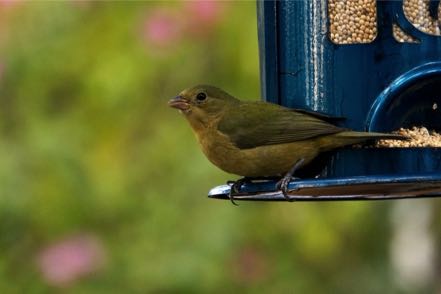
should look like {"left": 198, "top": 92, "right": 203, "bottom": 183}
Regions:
{"left": 276, "top": 158, "right": 305, "bottom": 201}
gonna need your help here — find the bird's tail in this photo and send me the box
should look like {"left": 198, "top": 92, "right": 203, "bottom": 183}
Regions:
{"left": 317, "top": 131, "right": 408, "bottom": 151}
{"left": 335, "top": 131, "right": 407, "bottom": 141}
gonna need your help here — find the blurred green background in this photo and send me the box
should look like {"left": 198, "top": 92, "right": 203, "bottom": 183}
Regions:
{"left": 0, "top": 1, "right": 440, "bottom": 293}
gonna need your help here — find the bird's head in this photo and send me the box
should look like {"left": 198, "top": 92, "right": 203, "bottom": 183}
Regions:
{"left": 168, "top": 85, "right": 239, "bottom": 128}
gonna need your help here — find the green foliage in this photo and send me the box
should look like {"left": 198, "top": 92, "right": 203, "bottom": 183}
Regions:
{"left": 0, "top": 2, "right": 438, "bottom": 293}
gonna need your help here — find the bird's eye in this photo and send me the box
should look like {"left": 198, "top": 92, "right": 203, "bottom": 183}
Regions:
{"left": 196, "top": 92, "right": 207, "bottom": 101}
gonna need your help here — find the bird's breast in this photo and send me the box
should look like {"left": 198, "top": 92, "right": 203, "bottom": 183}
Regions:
{"left": 195, "top": 128, "right": 241, "bottom": 172}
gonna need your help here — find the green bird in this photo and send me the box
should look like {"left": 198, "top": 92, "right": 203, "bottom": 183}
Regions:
{"left": 168, "top": 85, "right": 405, "bottom": 204}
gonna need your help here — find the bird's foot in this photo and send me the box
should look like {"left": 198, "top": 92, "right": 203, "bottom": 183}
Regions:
{"left": 276, "top": 158, "right": 305, "bottom": 201}
{"left": 227, "top": 177, "right": 277, "bottom": 205}
{"left": 226, "top": 177, "right": 249, "bottom": 206}
{"left": 276, "top": 176, "right": 299, "bottom": 201}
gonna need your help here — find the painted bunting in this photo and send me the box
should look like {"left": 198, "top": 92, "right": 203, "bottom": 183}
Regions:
{"left": 168, "top": 85, "right": 405, "bottom": 204}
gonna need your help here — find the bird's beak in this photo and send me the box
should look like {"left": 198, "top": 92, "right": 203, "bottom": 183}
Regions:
{"left": 168, "top": 95, "right": 190, "bottom": 111}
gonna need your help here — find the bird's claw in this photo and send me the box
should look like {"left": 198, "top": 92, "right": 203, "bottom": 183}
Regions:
{"left": 228, "top": 162, "right": 304, "bottom": 203}
{"left": 276, "top": 176, "right": 298, "bottom": 201}
{"left": 227, "top": 177, "right": 281, "bottom": 205}
{"left": 276, "top": 158, "right": 305, "bottom": 201}
{"left": 227, "top": 178, "right": 248, "bottom": 206}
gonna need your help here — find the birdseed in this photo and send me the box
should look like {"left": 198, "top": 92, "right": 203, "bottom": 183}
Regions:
{"left": 328, "top": 0, "right": 377, "bottom": 44}
{"left": 403, "top": 0, "right": 441, "bottom": 36}
{"left": 393, "top": 22, "right": 419, "bottom": 43}
{"left": 376, "top": 127, "right": 441, "bottom": 147}
{"left": 329, "top": 0, "right": 440, "bottom": 44}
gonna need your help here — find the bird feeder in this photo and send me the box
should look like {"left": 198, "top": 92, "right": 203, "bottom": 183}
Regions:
{"left": 209, "top": 0, "right": 441, "bottom": 201}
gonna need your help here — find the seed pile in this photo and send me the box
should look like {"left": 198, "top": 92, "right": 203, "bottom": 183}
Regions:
{"left": 393, "top": 23, "right": 419, "bottom": 43}
{"left": 328, "top": 0, "right": 377, "bottom": 44}
{"left": 376, "top": 127, "right": 441, "bottom": 147}
{"left": 403, "top": 0, "right": 441, "bottom": 36}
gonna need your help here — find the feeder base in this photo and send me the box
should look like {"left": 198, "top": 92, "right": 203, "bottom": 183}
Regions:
{"left": 208, "top": 175, "right": 441, "bottom": 202}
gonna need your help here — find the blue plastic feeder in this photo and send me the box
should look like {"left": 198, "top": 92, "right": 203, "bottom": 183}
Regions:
{"left": 209, "top": 0, "right": 441, "bottom": 201}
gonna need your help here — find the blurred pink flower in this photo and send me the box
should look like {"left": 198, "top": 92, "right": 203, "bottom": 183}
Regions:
{"left": 184, "top": 0, "right": 226, "bottom": 35}
{"left": 185, "top": 0, "right": 224, "bottom": 24}
{"left": 37, "top": 234, "right": 105, "bottom": 287}
{"left": 143, "top": 9, "right": 182, "bottom": 48}
{"left": 0, "top": 0, "right": 18, "bottom": 6}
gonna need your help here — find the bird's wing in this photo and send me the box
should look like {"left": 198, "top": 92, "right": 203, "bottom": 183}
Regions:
{"left": 292, "top": 108, "right": 345, "bottom": 124}
{"left": 218, "top": 102, "right": 347, "bottom": 149}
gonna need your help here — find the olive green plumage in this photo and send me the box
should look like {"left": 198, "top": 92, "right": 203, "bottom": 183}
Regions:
{"left": 168, "top": 85, "right": 404, "bottom": 177}
{"left": 217, "top": 101, "right": 345, "bottom": 149}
